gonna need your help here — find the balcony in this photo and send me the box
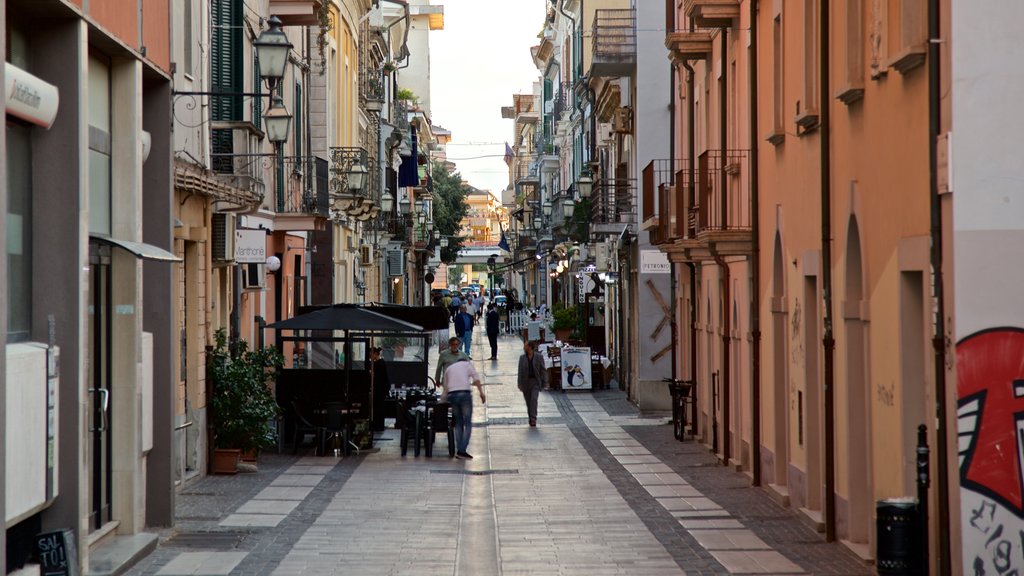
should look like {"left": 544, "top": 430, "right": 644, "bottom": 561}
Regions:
{"left": 591, "top": 9, "right": 636, "bottom": 78}
{"left": 692, "top": 149, "right": 751, "bottom": 256}
{"left": 269, "top": 0, "right": 324, "bottom": 26}
{"left": 209, "top": 121, "right": 266, "bottom": 202}
{"left": 589, "top": 177, "right": 636, "bottom": 237}
{"left": 552, "top": 81, "right": 571, "bottom": 120}
{"left": 329, "top": 147, "right": 383, "bottom": 226}
{"left": 683, "top": 0, "right": 740, "bottom": 28}
{"left": 275, "top": 156, "right": 329, "bottom": 231}
{"left": 665, "top": 30, "right": 714, "bottom": 64}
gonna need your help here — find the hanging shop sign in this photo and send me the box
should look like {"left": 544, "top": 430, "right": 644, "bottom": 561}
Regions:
{"left": 640, "top": 249, "right": 670, "bottom": 274}
{"left": 235, "top": 229, "right": 267, "bottom": 264}
{"left": 6, "top": 63, "right": 59, "bottom": 129}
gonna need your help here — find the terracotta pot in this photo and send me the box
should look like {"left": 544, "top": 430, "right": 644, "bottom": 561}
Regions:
{"left": 212, "top": 448, "right": 241, "bottom": 475}
{"left": 240, "top": 448, "right": 259, "bottom": 463}
{"left": 554, "top": 328, "right": 572, "bottom": 342}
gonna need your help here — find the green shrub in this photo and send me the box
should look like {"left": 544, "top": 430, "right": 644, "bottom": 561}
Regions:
{"left": 208, "top": 329, "right": 283, "bottom": 451}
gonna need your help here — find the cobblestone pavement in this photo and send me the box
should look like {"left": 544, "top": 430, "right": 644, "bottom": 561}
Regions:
{"left": 126, "top": 333, "right": 874, "bottom": 575}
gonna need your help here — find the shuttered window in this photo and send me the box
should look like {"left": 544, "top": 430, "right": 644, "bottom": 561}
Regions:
{"left": 211, "top": 0, "right": 242, "bottom": 173}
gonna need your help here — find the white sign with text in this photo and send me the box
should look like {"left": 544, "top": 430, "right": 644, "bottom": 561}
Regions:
{"left": 640, "top": 250, "right": 670, "bottom": 274}
{"left": 235, "top": 229, "right": 266, "bottom": 263}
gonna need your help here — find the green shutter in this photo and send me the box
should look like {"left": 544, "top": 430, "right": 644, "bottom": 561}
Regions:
{"left": 294, "top": 83, "right": 302, "bottom": 160}
{"left": 252, "top": 51, "right": 262, "bottom": 131}
{"left": 211, "top": 0, "right": 243, "bottom": 172}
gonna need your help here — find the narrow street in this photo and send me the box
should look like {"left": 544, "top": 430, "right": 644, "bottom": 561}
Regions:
{"left": 124, "top": 334, "right": 871, "bottom": 576}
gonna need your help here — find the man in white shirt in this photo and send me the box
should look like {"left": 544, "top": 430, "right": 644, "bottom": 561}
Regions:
{"left": 443, "top": 358, "right": 485, "bottom": 459}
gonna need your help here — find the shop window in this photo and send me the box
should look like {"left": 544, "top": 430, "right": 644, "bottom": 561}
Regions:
{"left": 7, "top": 121, "right": 32, "bottom": 341}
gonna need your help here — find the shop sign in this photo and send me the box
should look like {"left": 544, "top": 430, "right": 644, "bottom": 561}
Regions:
{"left": 6, "top": 63, "right": 59, "bottom": 129}
{"left": 235, "top": 229, "right": 267, "bottom": 263}
{"left": 640, "top": 250, "right": 670, "bottom": 274}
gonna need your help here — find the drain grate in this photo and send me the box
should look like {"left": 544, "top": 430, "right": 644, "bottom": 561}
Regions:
{"left": 431, "top": 469, "right": 519, "bottom": 476}
{"left": 165, "top": 531, "right": 247, "bottom": 550}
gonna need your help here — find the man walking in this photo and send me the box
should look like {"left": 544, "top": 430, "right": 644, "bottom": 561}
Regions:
{"left": 517, "top": 340, "right": 547, "bottom": 427}
{"left": 442, "top": 357, "right": 485, "bottom": 459}
{"left": 435, "top": 336, "right": 469, "bottom": 385}
{"left": 455, "top": 305, "right": 474, "bottom": 357}
{"left": 486, "top": 303, "right": 500, "bottom": 360}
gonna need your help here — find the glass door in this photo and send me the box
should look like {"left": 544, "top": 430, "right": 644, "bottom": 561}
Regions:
{"left": 87, "top": 242, "right": 112, "bottom": 530}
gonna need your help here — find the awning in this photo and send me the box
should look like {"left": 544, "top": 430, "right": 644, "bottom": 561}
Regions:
{"left": 267, "top": 304, "right": 423, "bottom": 332}
{"left": 90, "top": 234, "right": 181, "bottom": 262}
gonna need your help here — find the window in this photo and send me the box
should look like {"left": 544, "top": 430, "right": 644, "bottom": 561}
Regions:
{"left": 183, "top": 0, "right": 193, "bottom": 75}
{"left": 211, "top": 0, "right": 242, "bottom": 173}
{"left": 768, "top": 14, "right": 784, "bottom": 144}
{"left": 88, "top": 54, "right": 112, "bottom": 235}
{"left": 7, "top": 121, "right": 32, "bottom": 341}
{"left": 797, "top": 0, "right": 820, "bottom": 130}
{"left": 838, "top": 0, "right": 865, "bottom": 104}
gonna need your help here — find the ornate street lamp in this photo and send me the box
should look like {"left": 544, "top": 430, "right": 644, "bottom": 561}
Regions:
{"left": 542, "top": 199, "right": 553, "bottom": 217}
{"left": 381, "top": 190, "right": 394, "bottom": 213}
{"left": 577, "top": 169, "right": 593, "bottom": 199}
{"left": 399, "top": 192, "right": 411, "bottom": 215}
{"left": 264, "top": 95, "right": 292, "bottom": 144}
{"left": 252, "top": 16, "right": 293, "bottom": 92}
{"left": 348, "top": 160, "right": 368, "bottom": 193}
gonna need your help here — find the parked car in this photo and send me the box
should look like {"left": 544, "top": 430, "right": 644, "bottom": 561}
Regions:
{"left": 494, "top": 295, "right": 508, "bottom": 309}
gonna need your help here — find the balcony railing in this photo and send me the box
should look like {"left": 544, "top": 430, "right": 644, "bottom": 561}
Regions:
{"left": 393, "top": 99, "right": 411, "bottom": 133}
{"left": 279, "top": 156, "right": 328, "bottom": 217}
{"left": 209, "top": 121, "right": 266, "bottom": 201}
{"left": 589, "top": 177, "right": 636, "bottom": 236}
{"left": 552, "top": 81, "right": 571, "bottom": 120}
{"left": 642, "top": 159, "right": 687, "bottom": 244}
{"left": 591, "top": 9, "right": 636, "bottom": 78}
{"left": 695, "top": 149, "right": 750, "bottom": 234}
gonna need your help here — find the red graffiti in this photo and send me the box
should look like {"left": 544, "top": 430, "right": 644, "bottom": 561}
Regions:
{"left": 959, "top": 328, "right": 1024, "bottom": 515}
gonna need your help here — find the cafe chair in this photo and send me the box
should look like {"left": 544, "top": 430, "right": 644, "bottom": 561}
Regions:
{"left": 289, "top": 401, "right": 324, "bottom": 456}
{"left": 321, "top": 401, "right": 358, "bottom": 456}
{"left": 424, "top": 401, "right": 455, "bottom": 458}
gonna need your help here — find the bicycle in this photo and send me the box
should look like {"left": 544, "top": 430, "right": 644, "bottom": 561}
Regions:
{"left": 663, "top": 377, "right": 693, "bottom": 441}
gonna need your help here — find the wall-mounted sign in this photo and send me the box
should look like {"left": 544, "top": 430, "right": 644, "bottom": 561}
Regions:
{"left": 235, "top": 229, "right": 267, "bottom": 264}
{"left": 640, "top": 250, "right": 670, "bottom": 274}
{"left": 561, "top": 347, "right": 593, "bottom": 390}
{"left": 6, "top": 63, "right": 59, "bottom": 129}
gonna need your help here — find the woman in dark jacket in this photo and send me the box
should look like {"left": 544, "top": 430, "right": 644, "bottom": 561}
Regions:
{"left": 517, "top": 340, "right": 548, "bottom": 427}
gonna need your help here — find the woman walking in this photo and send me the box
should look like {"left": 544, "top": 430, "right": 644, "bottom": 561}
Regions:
{"left": 517, "top": 340, "right": 547, "bottom": 427}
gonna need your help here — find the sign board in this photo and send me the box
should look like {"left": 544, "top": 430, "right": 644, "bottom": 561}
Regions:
{"left": 640, "top": 250, "right": 670, "bottom": 274}
{"left": 35, "top": 530, "right": 78, "bottom": 576}
{"left": 561, "top": 346, "right": 593, "bottom": 390}
{"left": 234, "top": 229, "right": 266, "bottom": 264}
{"left": 6, "top": 63, "right": 59, "bottom": 129}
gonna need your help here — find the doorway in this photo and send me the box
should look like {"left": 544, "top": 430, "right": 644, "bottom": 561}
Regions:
{"left": 845, "top": 219, "right": 871, "bottom": 542}
{"left": 87, "top": 242, "right": 113, "bottom": 531}
{"left": 804, "top": 275, "right": 822, "bottom": 511}
{"left": 771, "top": 234, "right": 788, "bottom": 487}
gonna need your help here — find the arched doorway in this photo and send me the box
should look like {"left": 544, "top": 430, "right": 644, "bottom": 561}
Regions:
{"left": 771, "top": 234, "right": 789, "bottom": 487}
{"left": 844, "top": 218, "right": 871, "bottom": 543}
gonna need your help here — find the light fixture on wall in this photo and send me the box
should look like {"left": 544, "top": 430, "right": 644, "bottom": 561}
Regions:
{"left": 266, "top": 255, "right": 282, "bottom": 272}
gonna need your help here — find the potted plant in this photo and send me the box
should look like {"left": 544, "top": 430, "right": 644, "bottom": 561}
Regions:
{"left": 551, "top": 304, "right": 577, "bottom": 342}
{"left": 382, "top": 60, "right": 398, "bottom": 75}
{"left": 207, "top": 329, "right": 283, "bottom": 474}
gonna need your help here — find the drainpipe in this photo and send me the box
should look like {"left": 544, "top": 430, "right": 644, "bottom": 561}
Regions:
{"left": 927, "top": 0, "right": 950, "bottom": 571}
{"left": 749, "top": 0, "right": 762, "bottom": 486}
{"left": 669, "top": 18, "right": 679, "bottom": 387}
{"left": 717, "top": 29, "right": 731, "bottom": 466}
{"left": 682, "top": 56, "right": 699, "bottom": 440}
{"left": 819, "top": 0, "right": 837, "bottom": 543}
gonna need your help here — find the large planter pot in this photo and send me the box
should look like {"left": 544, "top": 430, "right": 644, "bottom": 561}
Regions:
{"left": 554, "top": 328, "right": 572, "bottom": 342}
{"left": 240, "top": 448, "right": 259, "bottom": 463}
{"left": 212, "top": 448, "right": 241, "bottom": 475}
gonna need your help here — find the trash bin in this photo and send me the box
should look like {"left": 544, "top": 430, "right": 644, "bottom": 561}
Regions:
{"left": 876, "top": 498, "right": 920, "bottom": 575}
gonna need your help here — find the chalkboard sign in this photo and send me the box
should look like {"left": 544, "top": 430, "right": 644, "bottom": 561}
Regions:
{"left": 35, "top": 529, "right": 78, "bottom": 576}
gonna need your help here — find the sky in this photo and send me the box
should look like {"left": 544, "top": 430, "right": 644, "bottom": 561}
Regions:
{"left": 429, "top": 0, "right": 548, "bottom": 196}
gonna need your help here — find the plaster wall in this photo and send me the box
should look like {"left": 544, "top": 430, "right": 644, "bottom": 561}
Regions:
{"left": 632, "top": 0, "right": 672, "bottom": 406}
{"left": 953, "top": 1, "right": 1024, "bottom": 572}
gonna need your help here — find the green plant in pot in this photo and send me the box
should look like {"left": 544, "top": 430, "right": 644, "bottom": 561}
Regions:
{"left": 551, "top": 305, "right": 577, "bottom": 342}
{"left": 208, "top": 329, "right": 283, "bottom": 473}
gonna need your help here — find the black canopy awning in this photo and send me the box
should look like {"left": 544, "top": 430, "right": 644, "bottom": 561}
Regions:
{"left": 365, "top": 303, "right": 449, "bottom": 331}
{"left": 266, "top": 304, "right": 423, "bottom": 332}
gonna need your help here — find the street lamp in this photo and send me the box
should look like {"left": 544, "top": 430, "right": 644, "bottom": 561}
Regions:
{"left": 533, "top": 215, "right": 542, "bottom": 231}
{"left": 562, "top": 197, "right": 574, "bottom": 219}
{"left": 264, "top": 95, "right": 292, "bottom": 144}
{"left": 542, "top": 199, "right": 553, "bottom": 217}
{"left": 252, "top": 16, "right": 293, "bottom": 93}
{"left": 381, "top": 190, "right": 394, "bottom": 213}
{"left": 577, "top": 169, "right": 593, "bottom": 199}
{"left": 399, "top": 192, "right": 411, "bottom": 215}
{"left": 348, "top": 160, "right": 368, "bottom": 193}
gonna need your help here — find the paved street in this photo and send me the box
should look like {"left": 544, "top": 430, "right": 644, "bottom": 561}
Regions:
{"left": 126, "top": 334, "right": 873, "bottom": 576}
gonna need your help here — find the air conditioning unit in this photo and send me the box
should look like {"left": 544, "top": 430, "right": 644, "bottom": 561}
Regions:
{"left": 612, "top": 107, "right": 632, "bottom": 134}
{"left": 347, "top": 235, "right": 356, "bottom": 250}
{"left": 360, "top": 245, "right": 373, "bottom": 267}
{"left": 387, "top": 249, "right": 404, "bottom": 277}
{"left": 241, "top": 263, "right": 266, "bottom": 290}
{"left": 211, "top": 213, "right": 236, "bottom": 262}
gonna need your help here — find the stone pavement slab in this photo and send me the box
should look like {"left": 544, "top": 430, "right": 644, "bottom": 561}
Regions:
{"left": 154, "top": 552, "right": 247, "bottom": 576}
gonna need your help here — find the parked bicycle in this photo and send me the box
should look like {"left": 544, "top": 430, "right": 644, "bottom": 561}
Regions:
{"left": 663, "top": 377, "right": 693, "bottom": 441}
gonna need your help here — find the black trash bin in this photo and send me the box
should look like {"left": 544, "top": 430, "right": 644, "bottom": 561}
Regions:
{"left": 876, "top": 498, "right": 920, "bottom": 575}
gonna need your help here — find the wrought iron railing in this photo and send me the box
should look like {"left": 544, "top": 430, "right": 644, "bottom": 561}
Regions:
{"left": 393, "top": 99, "right": 411, "bottom": 133}
{"left": 642, "top": 159, "right": 690, "bottom": 244}
{"left": 695, "top": 149, "right": 750, "bottom": 233}
{"left": 278, "top": 156, "right": 327, "bottom": 216}
{"left": 590, "top": 177, "right": 636, "bottom": 228}
{"left": 552, "top": 81, "right": 571, "bottom": 120}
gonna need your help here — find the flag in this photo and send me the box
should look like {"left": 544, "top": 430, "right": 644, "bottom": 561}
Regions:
{"left": 504, "top": 142, "right": 514, "bottom": 167}
{"left": 498, "top": 225, "right": 511, "bottom": 252}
